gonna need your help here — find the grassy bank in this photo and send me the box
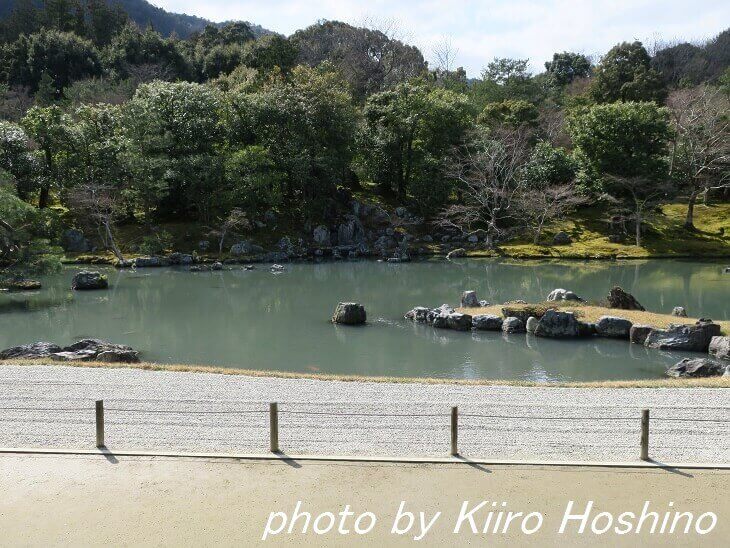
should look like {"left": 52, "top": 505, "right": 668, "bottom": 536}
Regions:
{"left": 477, "top": 203, "right": 730, "bottom": 259}
{"left": 2, "top": 359, "right": 728, "bottom": 388}
{"left": 457, "top": 301, "right": 730, "bottom": 335}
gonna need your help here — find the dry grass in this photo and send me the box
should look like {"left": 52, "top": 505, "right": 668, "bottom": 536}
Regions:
{"left": 1, "top": 359, "right": 728, "bottom": 388}
{"left": 458, "top": 302, "right": 730, "bottom": 334}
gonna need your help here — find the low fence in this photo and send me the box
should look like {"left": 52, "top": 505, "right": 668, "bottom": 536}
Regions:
{"left": 73, "top": 400, "right": 730, "bottom": 462}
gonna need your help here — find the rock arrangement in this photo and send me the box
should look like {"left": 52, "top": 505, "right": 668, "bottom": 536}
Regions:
{"left": 607, "top": 286, "right": 645, "bottom": 311}
{"left": 71, "top": 271, "right": 108, "bottom": 290}
{"left": 332, "top": 303, "right": 367, "bottom": 325}
{"left": 0, "top": 339, "right": 140, "bottom": 363}
{"left": 4, "top": 279, "right": 42, "bottom": 291}
{"left": 404, "top": 288, "right": 730, "bottom": 378}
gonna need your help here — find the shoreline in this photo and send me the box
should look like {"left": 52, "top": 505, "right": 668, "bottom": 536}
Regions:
{"left": 2, "top": 359, "right": 729, "bottom": 388}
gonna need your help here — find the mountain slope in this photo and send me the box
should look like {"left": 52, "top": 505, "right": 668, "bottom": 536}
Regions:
{"left": 0, "top": 0, "right": 272, "bottom": 38}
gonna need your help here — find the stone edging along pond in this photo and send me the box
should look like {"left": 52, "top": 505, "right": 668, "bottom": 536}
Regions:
{"left": 396, "top": 286, "right": 730, "bottom": 379}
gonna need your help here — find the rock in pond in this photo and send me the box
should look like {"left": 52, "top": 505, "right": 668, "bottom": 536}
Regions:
{"left": 709, "top": 336, "right": 730, "bottom": 361}
{"left": 534, "top": 309, "right": 580, "bottom": 338}
{"left": 473, "top": 314, "right": 503, "bottom": 331}
{"left": 546, "top": 288, "right": 583, "bottom": 302}
{"left": 434, "top": 312, "right": 472, "bottom": 331}
{"left": 405, "top": 307, "right": 430, "bottom": 323}
{"left": 332, "top": 302, "right": 367, "bottom": 325}
{"left": 502, "top": 317, "right": 526, "bottom": 334}
{"left": 446, "top": 248, "right": 466, "bottom": 259}
{"left": 71, "top": 271, "right": 108, "bottom": 290}
{"left": 644, "top": 320, "right": 721, "bottom": 352}
{"left": 6, "top": 279, "right": 42, "bottom": 291}
{"left": 525, "top": 316, "right": 538, "bottom": 334}
{"left": 671, "top": 306, "right": 688, "bottom": 317}
{"left": 607, "top": 286, "right": 645, "bottom": 311}
{"left": 0, "top": 339, "right": 139, "bottom": 363}
{"left": 629, "top": 325, "right": 653, "bottom": 345}
{"left": 666, "top": 358, "right": 729, "bottom": 378}
{"left": 0, "top": 342, "right": 61, "bottom": 360}
{"left": 134, "top": 256, "right": 170, "bottom": 268}
{"left": 595, "top": 316, "right": 633, "bottom": 339}
{"left": 461, "top": 290, "right": 480, "bottom": 308}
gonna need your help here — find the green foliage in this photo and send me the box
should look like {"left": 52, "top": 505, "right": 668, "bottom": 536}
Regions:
{"left": 138, "top": 230, "right": 174, "bottom": 255}
{"left": 241, "top": 35, "right": 298, "bottom": 75}
{"left": 589, "top": 41, "right": 667, "bottom": 103}
{"left": 478, "top": 99, "right": 538, "bottom": 129}
{"left": 568, "top": 101, "right": 672, "bottom": 190}
{"left": 2, "top": 29, "right": 102, "bottom": 95}
{"left": 357, "top": 81, "right": 472, "bottom": 211}
{"left": 226, "top": 65, "right": 357, "bottom": 216}
{"left": 544, "top": 52, "right": 592, "bottom": 87}
{"left": 523, "top": 142, "right": 576, "bottom": 188}
{"left": 471, "top": 58, "right": 545, "bottom": 109}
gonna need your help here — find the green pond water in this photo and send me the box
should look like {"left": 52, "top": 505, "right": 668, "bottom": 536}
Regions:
{"left": 1, "top": 259, "right": 728, "bottom": 381}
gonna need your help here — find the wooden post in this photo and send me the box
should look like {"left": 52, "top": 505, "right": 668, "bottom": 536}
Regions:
{"left": 270, "top": 402, "right": 279, "bottom": 453}
{"left": 640, "top": 409, "right": 650, "bottom": 461}
{"left": 95, "top": 400, "right": 104, "bottom": 448}
{"left": 450, "top": 406, "right": 458, "bottom": 456}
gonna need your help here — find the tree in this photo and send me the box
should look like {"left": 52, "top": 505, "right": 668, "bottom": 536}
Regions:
{"left": 0, "top": 120, "right": 36, "bottom": 198}
{"left": 357, "top": 81, "right": 472, "bottom": 211}
{"left": 667, "top": 85, "right": 730, "bottom": 228}
{"left": 568, "top": 102, "right": 673, "bottom": 245}
{"left": 226, "top": 65, "right": 357, "bottom": 216}
{"left": 517, "top": 139, "right": 584, "bottom": 243}
{"left": 21, "top": 105, "right": 74, "bottom": 208}
{"left": 123, "top": 80, "right": 225, "bottom": 219}
{"left": 207, "top": 208, "right": 251, "bottom": 257}
{"left": 437, "top": 127, "right": 531, "bottom": 247}
{"left": 3, "top": 29, "right": 102, "bottom": 95}
{"left": 471, "top": 58, "right": 544, "bottom": 108}
{"left": 67, "top": 183, "right": 125, "bottom": 261}
{"left": 291, "top": 21, "right": 426, "bottom": 99}
{"left": 590, "top": 41, "right": 667, "bottom": 104}
{"left": 544, "top": 52, "right": 592, "bottom": 86}
{"left": 241, "top": 35, "right": 299, "bottom": 75}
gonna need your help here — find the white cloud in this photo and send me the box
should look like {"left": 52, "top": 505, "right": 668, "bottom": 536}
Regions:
{"left": 149, "top": 0, "right": 730, "bottom": 76}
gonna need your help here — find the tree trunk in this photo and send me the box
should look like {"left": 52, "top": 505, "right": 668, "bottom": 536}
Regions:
{"left": 104, "top": 221, "right": 124, "bottom": 262}
{"left": 634, "top": 209, "right": 642, "bottom": 247}
{"left": 38, "top": 184, "right": 50, "bottom": 209}
{"left": 684, "top": 190, "right": 698, "bottom": 229}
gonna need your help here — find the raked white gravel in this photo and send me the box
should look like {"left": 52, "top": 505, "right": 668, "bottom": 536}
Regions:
{"left": 0, "top": 365, "right": 728, "bottom": 462}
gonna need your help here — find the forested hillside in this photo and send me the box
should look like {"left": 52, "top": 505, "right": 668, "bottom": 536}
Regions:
{"left": 0, "top": 0, "right": 728, "bottom": 277}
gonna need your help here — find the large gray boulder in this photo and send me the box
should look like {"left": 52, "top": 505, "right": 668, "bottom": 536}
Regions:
{"left": 313, "top": 225, "right": 331, "bottom": 246}
{"left": 671, "top": 306, "right": 688, "bottom": 317}
{"left": 0, "top": 339, "right": 139, "bottom": 363}
{"left": 630, "top": 325, "right": 653, "bottom": 345}
{"left": 168, "top": 252, "right": 194, "bottom": 265}
{"left": 473, "top": 314, "right": 504, "bottom": 331}
{"left": 709, "top": 336, "right": 730, "bottom": 361}
{"left": 427, "top": 304, "right": 455, "bottom": 324}
{"left": 337, "top": 216, "right": 366, "bottom": 246}
{"left": 0, "top": 342, "right": 62, "bottom": 360}
{"left": 61, "top": 229, "right": 91, "bottom": 253}
{"left": 666, "top": 358, "right": 728, "bottom": 378}
{"left": 446, "top": 313, "right": 473, "bottom": 331}
{"left": 332, "top": 302, "right": 367, "bottom": 325}
{"left": 595, "top": 316, "right": 633, "bottom": 339}
{"left": 644, "top": 320, "right": 722, "bottom": 352}
{"left": 525, "top": 316, "right": 538, "bottom": 334}
{"left": 534, "top": 309, "right": 580, "bottom": 338}
{"left": 553, "top": 231, "right": 572, "bottom": 245}
{"left": 502, "top": 317, "right": 526, "bottom": 334}
{"left": 607, "top": 286, "right": 645, "bottom": 311}
{"left": 71, "top": 271, "right": 108, "bottom": 290}
{"left": 404, "top": 306, "right": 430, "bottom": 323}
{"left": 546, "top": 288, "right": 583, "bottom": 302}
{"left": 230, "top": 241, "right": 264, "bottom": 256}
{"left": 133, "top": 256, "right": 171, "bottom": 268}
{"left": 460, "top": 290, "right": 480, "bottom": 308}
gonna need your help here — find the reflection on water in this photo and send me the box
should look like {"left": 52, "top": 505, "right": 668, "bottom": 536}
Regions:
{"left": 0, "top": 259, "right": 727, "bottom": 381}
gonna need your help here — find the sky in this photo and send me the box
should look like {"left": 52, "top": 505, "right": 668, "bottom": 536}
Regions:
{"left": 151, "top": 0, "right": 730, "bottom": 77}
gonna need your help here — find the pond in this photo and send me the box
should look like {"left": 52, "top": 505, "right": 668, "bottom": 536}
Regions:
{"left": 1, "top": 259, "right": 728, "bottom": 381}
